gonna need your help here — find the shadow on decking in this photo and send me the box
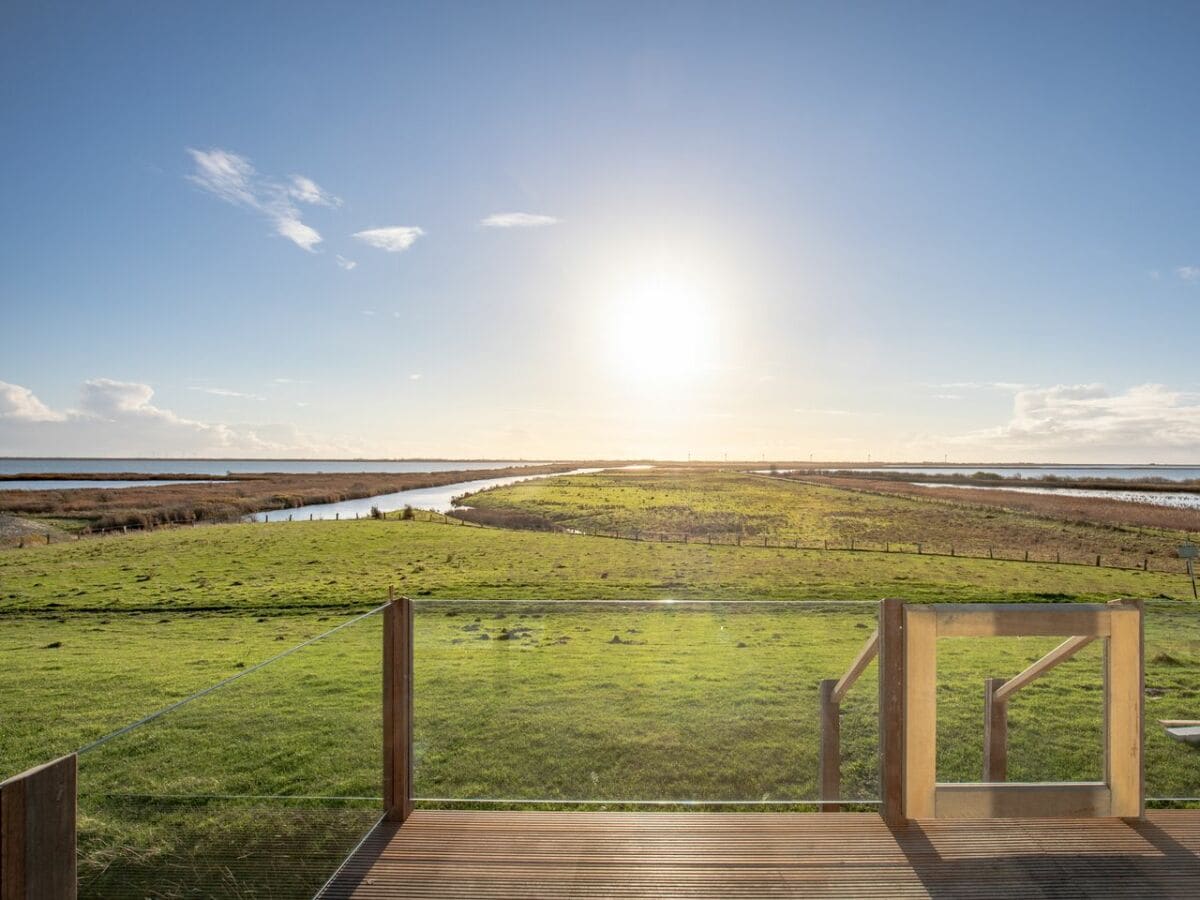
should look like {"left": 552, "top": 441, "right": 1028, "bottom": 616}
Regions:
{"left": 318, "top": 810, "right": 1200, "bottom": 899}
{"left": 891, "top": 815, "right": 1200, "bottom": 898}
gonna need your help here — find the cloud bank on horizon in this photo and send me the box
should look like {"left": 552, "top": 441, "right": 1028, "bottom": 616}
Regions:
{"left": 0, "top": 378, "right": 332, "bottom": 458}
{"left": 3, "top": 377, "right": 1199, "bottom": 461}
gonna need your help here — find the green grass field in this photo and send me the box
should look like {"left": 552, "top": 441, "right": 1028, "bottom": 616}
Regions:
{"left": 3, "top": 469, "right": 1200, "bottom": 897}
{"left": 464, "top": 469, "right": 1194, "bottom": 568}
{"left": 1, "top": 514, "right": 1195, "bottom": 773}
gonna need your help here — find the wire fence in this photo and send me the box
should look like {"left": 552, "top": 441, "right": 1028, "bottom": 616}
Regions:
{"left": 75, "top": 604, "right": 386, "bottom": 900}
{"left": 402, "top": 508, "right": 1193, "bottom": 576}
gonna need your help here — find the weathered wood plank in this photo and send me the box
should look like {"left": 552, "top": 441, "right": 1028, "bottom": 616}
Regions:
{"left": 877, "top": 598, "right": 905, "bottom": 825}
{"left": 1106, "top": 599, "right": 1143, "bottom": 819}
{"left": 993, "top": 635, "right": 1097, "bottom": 702}
{"left": 934, "top": 782, "right": 1110, "bottom": 818}
{"left": 903, "top": 604, "right": 937, "bottom": 819}
{"left": 982, "top": 677, "right": 1007, "bottom": 782}
{"left": 818, "top": 679, "right": 840, "bottom": 813}
{"left": 832, "top": 630, "right": 878, "bottom": 703}
{"left": 0, "top": 754, "right": 76, "bottom": 900}
{"left": 321, "top": 810, "right": 1200, "bottom": 899}
{"left": 933, "top": 603, "right": 1112, "bottom": 637}
{"left": 384, "top": 595, "right": 414, "bottom": 823}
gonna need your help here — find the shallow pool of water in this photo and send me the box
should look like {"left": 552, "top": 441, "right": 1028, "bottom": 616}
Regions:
{"left": 913, "top": 482, "right": 1200, "bottom": 510}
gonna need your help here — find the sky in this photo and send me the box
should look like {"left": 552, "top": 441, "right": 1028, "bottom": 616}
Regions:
{"left": 2, "top": 1, "right": 1200, "bottom": 462}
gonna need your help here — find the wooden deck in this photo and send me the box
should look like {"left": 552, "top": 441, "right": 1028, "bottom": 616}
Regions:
{"left": 319, "top": 810, "right": 1200, "bottom": 899}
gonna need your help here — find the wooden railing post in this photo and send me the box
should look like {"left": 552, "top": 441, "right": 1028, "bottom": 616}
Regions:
{"left": 384, "top": 589, "right": 414, "bottom": 823}
{"left": 878, "top": 597, "right": 906, "bottom": 824}
{"left": 1105, "top": 598, "right": 1144, "bottom": 819}
{"left": 0, "top": 754, "right": 76, "bottom": 900}
{"left": 818, "top": 679, "right": 840, "bottom": 812}
{"left": 982, "top": 678, "right": 1007, "bottom": 782}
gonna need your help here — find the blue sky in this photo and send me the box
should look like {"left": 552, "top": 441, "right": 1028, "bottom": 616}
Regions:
{"left": 2, "top": 1, "right": 1199, "bottom": 460}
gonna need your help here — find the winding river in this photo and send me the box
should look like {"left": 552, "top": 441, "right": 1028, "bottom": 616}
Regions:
{"left": 252, "top": 468, "right": 602, "bottom": 521}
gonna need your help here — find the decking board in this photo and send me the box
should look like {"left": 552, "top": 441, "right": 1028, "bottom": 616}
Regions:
{"left": 319, "top": 810, "right": 1200, "bottom": 899}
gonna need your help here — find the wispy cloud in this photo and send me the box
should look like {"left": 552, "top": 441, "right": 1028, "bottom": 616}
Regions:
{"left": 1176, "top": 266, "right": 1200, "bottom": 283}
{"left": 793, "top": 407, "right": 860, "bottom": 417}
{"left": 336, "top": 254, "right": 357, "bottom": 270}
{"left": 353, "top": 226, "right": 424, "bottom": 252}
{"left": 480, "top": 212, "right": 559, "bottom": 228}
{"left": 271, "top": 377, "right": 311, "bottom": 385}
{"left": 274, "top": 218, "right": 322, "bottom": 251}
{"left": 409, "top": 373, "right": 422, "bottom": 381}
{"left": 926, "top": 381, "right": 1029, "bottom": 392}
{"left": 288, "top": 175, "right": 341, "bottom": 207}
{"left": 188, "top": 386, "right": 261, "bottom": 399}
{"left": 186, "top": 148, "right": 334, "bottom": 252}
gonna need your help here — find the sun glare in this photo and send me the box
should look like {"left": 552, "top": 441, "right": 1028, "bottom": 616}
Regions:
{"left": 607, "top": 274, "right": 716, "bottom": 381}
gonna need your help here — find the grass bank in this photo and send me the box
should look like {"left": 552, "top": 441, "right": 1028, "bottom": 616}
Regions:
{"left": 0, "top": 517, "right": 1190, "bottom": 616}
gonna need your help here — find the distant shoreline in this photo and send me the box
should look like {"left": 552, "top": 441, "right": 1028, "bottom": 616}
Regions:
{"left": 2, "top": 457, "right": 1199, "bottom": 467}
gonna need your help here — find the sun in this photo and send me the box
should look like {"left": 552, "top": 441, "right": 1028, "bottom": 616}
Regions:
{"left": 607, "top": 274, "right": 716, "bottom": 381}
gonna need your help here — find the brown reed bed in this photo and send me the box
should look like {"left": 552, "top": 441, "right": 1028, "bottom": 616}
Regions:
{"left": 0, "top": 464, "right": 575, "bottom": 532}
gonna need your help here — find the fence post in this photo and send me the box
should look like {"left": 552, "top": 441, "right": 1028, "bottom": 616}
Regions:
{"left": 384, "top": 589, "right": 414, "bottom": 824}
{"left": 1106, "top": 598, "right": 1144, "bottom": 818}
{"left": 0, "top": 754, "right": 77, "bottom": 899}
{"left": 983, "top": 677, "right": 1007, "bottom": 782}
{"left": 879, "top": 597, "right": 906, "bottom": 824}
{"left": 819, "top": 679, "right": 840, "bottom": 812}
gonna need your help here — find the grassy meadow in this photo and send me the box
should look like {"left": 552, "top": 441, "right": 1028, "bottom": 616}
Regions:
{"left": 2, "top": 467, "right": 1200, "bottom": 895}
{"left": 462, "top": 468, "right": 1196, "bottom": 568}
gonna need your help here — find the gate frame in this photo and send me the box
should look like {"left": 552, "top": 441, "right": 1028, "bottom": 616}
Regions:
{"left": 881, "top": 598, "right": 1143, "bottom": 822}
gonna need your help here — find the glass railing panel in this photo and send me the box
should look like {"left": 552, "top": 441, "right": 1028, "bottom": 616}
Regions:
{"left": 76, "top": 606, "right": 384, "bottom": 899}
{"left": 412, "top": 599, "right": 881, "bottom": 807}
{"left": 936, "top": 634, "right": 1104, "bottom": 785}
{"left": 1145, "top": 599, "right": 1200, "bottom": 805}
